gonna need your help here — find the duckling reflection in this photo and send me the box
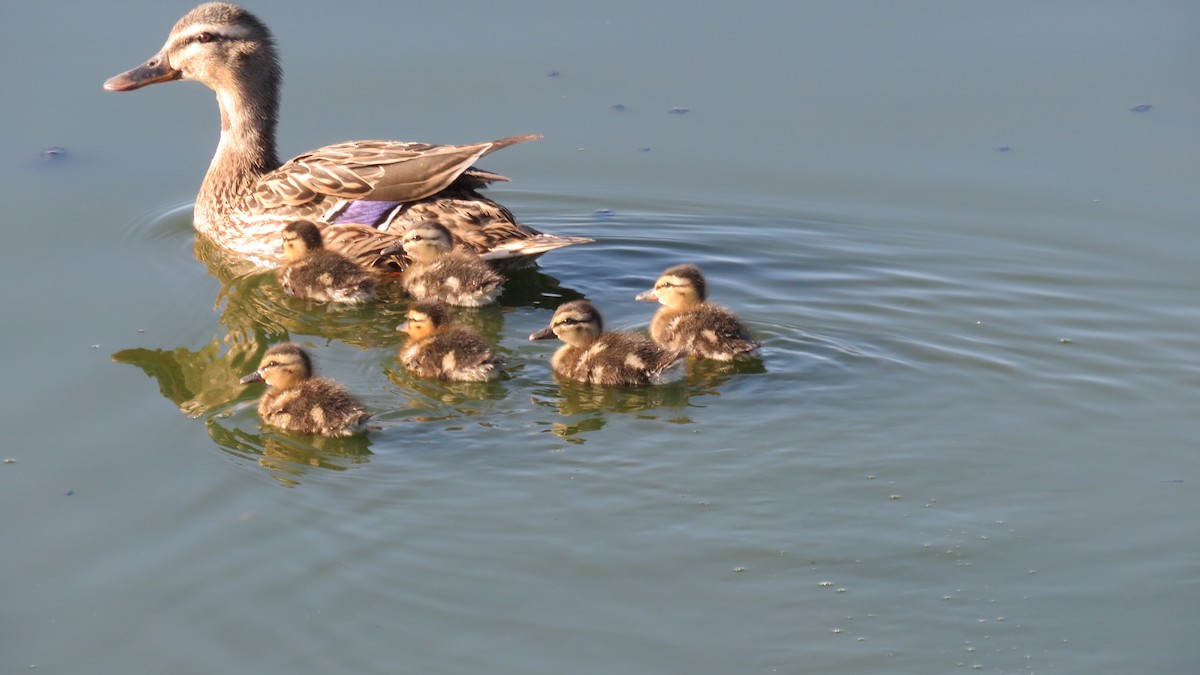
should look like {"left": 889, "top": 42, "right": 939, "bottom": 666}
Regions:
{"left": 205, "top": 417, "right": 371, "bottom": 486}
{"left": 397, "top": 300, "right": 503, "bottom": 382}
{"left": 393, "top": 221, "right": 505, "bottom": 307}
{"left": 636, "top": 264, "right": 762, "bottom": 361}
{"left": 239, "top": 342, "right": 371, "bottom": 437}
{"left": 529, "top": 300, "right": 684, "bottom": 386}
{"left": 279, "top": 220, "right": 377, "bottom": 303}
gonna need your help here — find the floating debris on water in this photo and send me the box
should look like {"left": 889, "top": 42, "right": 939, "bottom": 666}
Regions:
{"left": 611, "top": 103, "right": 626, "bottom": 112}
{"left": 40, "top": 146, "right": 68, "bottom": 161}
{"left": 591, "top": 209, "right": 616, "bottom": 219}
{"left": 1130, "top": 103, "right": 1153, "bottom": 113}
{"left": 65, "top": 490, "right": 74, "bottom": 496}
{"left": 3, "top": 458, "right": 15, "bottom": 464}
{"left": 1058, "top": 338, "right": 1072, "bottom": 344}
{"left": 547, "top": 70, "right": 560, "bottom": 78}
{"left": 638, "top": 146, "right": 651, "bottom": 152}
{"left": 668, "top": 107, "right": 690, "bottom": 115}
{"left": 993, "top": 145, "right": 1011, "bottom": 152}
{"left": 818, "top": 581, "right": 834, "bottom": 587}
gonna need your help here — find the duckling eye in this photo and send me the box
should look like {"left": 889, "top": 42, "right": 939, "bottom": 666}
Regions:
{"left": 196, "top": 32, "right": 215, "bottom": 44}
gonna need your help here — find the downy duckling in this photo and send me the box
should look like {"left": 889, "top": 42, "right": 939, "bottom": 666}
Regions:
{"left": 397, "top": 300, "right": 503, "bottom": 382}
{"left": 395, "top": 221, "right": 504, "bottom": 307}
{"left": 636, "top": 264, "right": 762, "bottom": 360}
{"left": 278, "top": 220, "right": 377, "bottom": 303}
{"left": 239, "top": 342, "right": 370, "bottom": 436}
{"left": 529, "top": 300, "right": 684, "bottom": 386}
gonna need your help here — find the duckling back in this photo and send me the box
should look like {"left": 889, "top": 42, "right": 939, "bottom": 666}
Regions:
{"left": 280, "top": 249, "right": 377, "bottom": 304}
{"left": 400, "top": 325, "right": 503, "bottom": 382}
{"left": 259, "top": 377, "right": 371, "bottom": 437}
{"left": 400, "top": 251, "right": 504, "bottom": 307}
{"left": 652, "top": 304, "right": 762, "bottom": 361}
{"left": 552, "top": 332, "right": 684, "bottom": 387}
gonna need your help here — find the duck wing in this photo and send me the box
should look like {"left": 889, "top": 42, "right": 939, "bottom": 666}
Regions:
{"left": 249, "top": 135, "right": 540, "bottom": 210}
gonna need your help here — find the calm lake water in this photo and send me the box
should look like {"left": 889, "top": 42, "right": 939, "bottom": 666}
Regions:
{"left": 3, "top": 1, "right": 1198, "bottom": 673}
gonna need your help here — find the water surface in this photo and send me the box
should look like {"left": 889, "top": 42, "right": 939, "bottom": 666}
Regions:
{"left": 2, "top": 1, "right": 1198, "bottom": 673}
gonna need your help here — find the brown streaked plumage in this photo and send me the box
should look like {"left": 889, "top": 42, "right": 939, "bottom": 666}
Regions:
{"left": 529, "top": 300, "right": 684, "bottom": 386}
{"left": 239, "top": 342, "right": 370, "bottom": 436}
{"left": 394, "top": 222, "right": 504, "bottom": 307}
{"left": 636, "top": 264, "right": 762, "bottom": 360}
{"left": 104, "top": 2, "right": 591, "bottom": 269}
{"left": 397, "top": 300, "right": 503, "bottom": 382}
{"left": 278, "top": 220, "right": 377, "bottom": 303}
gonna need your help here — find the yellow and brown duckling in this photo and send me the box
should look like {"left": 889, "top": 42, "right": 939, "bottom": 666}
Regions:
{"left": 239, "top": 342, "right": 370, "bottom": 436}
{"left": 397, "top": 300, "right": 504, "bottom": 382}
{"left": 392, "top": 221, "right": 505, "bottom": 307}
{"left": 529, "top": 300, "right": 684, "bottom": 386}
{"left": 278, "top": 220, "right": 377, "bottom": 303}
{"left": 636, "top": 264, "right": 762, "bottom": 361}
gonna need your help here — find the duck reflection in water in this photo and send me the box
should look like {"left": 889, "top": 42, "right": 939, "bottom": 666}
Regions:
{"left": 112, "top": 234, "right": 585, "bottom": 466}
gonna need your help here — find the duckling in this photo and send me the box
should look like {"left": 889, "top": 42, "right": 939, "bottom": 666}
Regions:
{"left": 636, "top": 264, "right": 762, "bottom": 361}
{"left": 397, "top": 300, "right": 504, "bottom": 382}
{"left": 529, "top": 300, "right": 684, "bottom": 386}
{"left": 394, "top": 221, "right": 504, "bottom": 307}
{"left": 239, "top": 342, "right": 370, "bottom": 436}
{"left": 278, "top": 220, "right": 377, "bottom": 303}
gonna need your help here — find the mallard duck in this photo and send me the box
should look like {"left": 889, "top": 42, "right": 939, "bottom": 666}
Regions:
{"left": 397, "top": 300, "right": 503, "bottom": 382}
{"left": 529, "top": 300, "right": 684, "bottom": 386}
{"left": 239, "top": 343, "right": 370, "bottom": 436}
{"left": 104, "top": 2, "right": 591, "bottom": 269}
{"left": 392, "top": 221, "right": 505, "bottom": 307}
{"left": 636, "top": 264, "right": 762, "bottom": 360}
{"left": 278, "top": 220, "right": 376, "bottom": 303}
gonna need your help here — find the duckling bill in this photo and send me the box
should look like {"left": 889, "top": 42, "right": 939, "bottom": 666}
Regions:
{"left": 397, "top": 300, "right": 503, "bottom": 382}
{"left": 636, "top": 264, "right": 762, "bottom": 361}
{"left": 278, "top": 220, "right": 377, "bottom": 303}
{"left": 240, "top": 342, "right": 370, "bottom": 437}
{"left": 529, "top": 300, "right": 684, "bottom": 387}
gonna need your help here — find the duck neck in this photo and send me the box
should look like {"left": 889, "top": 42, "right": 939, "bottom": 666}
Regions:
{"left": 195, "top": 70, "right": 281, "bottom": 229}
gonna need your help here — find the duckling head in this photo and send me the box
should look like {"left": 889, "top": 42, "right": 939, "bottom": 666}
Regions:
{"left": 529, "top": 300, "right": 603, "bottom": 347}
{"left": 239, "top": 342, "right": 313, "bottom": 389}
{"left": 281, "top": 220, "right": 324, "bottom": 262}
{"left": 397, "top": 300, "right": 451, "bottom": 342}
{"left": 400, "top": 221, "right": 455, "bottom": 262}
{"left": 636, "top": 263, "right": 707, "bottom": 309}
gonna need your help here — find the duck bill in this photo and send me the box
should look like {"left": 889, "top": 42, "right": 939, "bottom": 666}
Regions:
{"left": 396, "top": 322, "right": 411, "bottom": 334}
{"left": 635, "top": 289, "right": 659, "bottom": 302}
{"left": 239, "top": 371, "right": 265, "bottom": 385}
{"left": 528, "top": 326, "right": 557, "bottom": 341}
{"left": 104, "top": 53, "right": 181, "bottom": 91}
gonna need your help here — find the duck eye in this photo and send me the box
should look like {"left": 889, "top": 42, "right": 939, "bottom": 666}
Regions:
{"left": 196, "top": 32, "right": 215, "bottom": 44}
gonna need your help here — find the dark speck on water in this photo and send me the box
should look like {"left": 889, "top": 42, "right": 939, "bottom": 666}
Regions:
{"left": 668, "top": 107, "right": 690, "bottom": 115}
{"left": 611, "top": 104, "right": 626, "bottom": 112}
{"left": 638, "top": 147, "right": 652, "bottom": 152}
{"left": 1130, "top": 103, "right": 1153, "bottom": 113}
{"left": 546, "top": 70, "right": 560, "bottom": 78}
{"left": 994, "top": 146, "right": 1011, "bottom": 152}
{"left": 591, "top": 209, "right": 616, "bottom": 219}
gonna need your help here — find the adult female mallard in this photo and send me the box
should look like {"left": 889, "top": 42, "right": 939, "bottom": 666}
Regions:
{"left": 394, "top": 221, "right": 505, "bottom": 307}
{"left": 636, "top": 264, "right": 762, "bottom": 360}
{"left": 397, "top": 300, "right": 503, "bottom": 382}
{"left": 104, "top": 2, "right": 590, "bottom": 269}
{"left": 239, "top": 342, "right": 370, "bottom": 437}
{"left": 278, "top": 220, "right": 377, "bottom": 304}
{"left": 529, "top": 300, "right": 684, "bottom": 387}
